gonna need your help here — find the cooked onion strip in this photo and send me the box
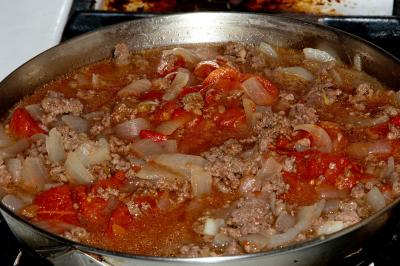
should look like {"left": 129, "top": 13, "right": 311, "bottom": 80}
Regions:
{"left": 277, "top": 67, "right": 314, "bottom": 82}
{"left": 61, "top": 115, "right": 89, "bottom": 133}
{"left": 155, "top": 117, "right": 188, "bottom": 135}
{"left": 132, "top": 139, "right": 165, "bottom": 159}
{"left": 0, "top": 139, "right": 30, "bottom": 160}
{"left": 203, "top": 218, "right": 225, "bottom": 236}
{"left": 259, "top": 42, "right": 278, "bottom": 58}
{"left": 190, "top": 164, "right": 212, "bottom": 196}
{"left": 162, "top": 71, "right": 190, "bottom": 101}
{"left": 117, "top": 79, "right": 152, "bottom": 97}
{"left": 1, "top": 194, "right": 25, "bottom": 212}
{"left": 303, "top": 48, "right": 336, "bottom": 62}
{"left": 242, "top": 98, "right": 256, "bottom": 128}
{"left": 21, "top": 157, "right": 48, "bottom": 192}
{"left": 294, "top": 124, "right": 332, "bottom": 153}
{"left": 114, "top": 118, "right": 150, "bottom": 139}
{"left": 347, "top": 140, "right": 391, "bottom": 159}
{"left": 6, "top": 158, "right": 22, "bottom": 183}
{"left": 366, "top": 187, "right": 386, "bottom": 211}
{"left": 65, "top": 152, "right": 94, "bottom": 184}
{"left": 45, "top": 128, "right": 66, "bottom": 163}
{"left": 241, "top": 77, "right": 276, "bottom": 106}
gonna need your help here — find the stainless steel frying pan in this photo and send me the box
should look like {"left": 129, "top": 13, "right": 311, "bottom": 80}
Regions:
{"left": 1, "top": 13, "right": 400, "bottom": 266}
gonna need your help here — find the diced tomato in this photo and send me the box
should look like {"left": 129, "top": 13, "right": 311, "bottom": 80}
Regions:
{"left": 151, "top": 100, "right": 180, "bottom": 122}
{"left": 34, "top": 185, "right": 79, "bottom": 225}
{"left": 140, "top": 90, "right": 164, "bottom": 101}
{"left": 282, "top": 172, "right": 318, "bottom": 205}
{"left": 139, "top": 129, "right": 167, "bottom": 142}
{"left": 178, "top": 85, "right": 204, "bottom": 98}
{"left": 9, "top": 108, "right": 45, "bottom": 138}
{"left": 203, "top": 67, "right": 242, "bottom": 90}
{"left": 241, "top": 74, "right": 279, "bottom": 105}
{"left": 107, "top": 203, "right": 133, "bottom": 237}
{"left": 390, "top": 115, "right": 400, "bottom": 127}
{"left": 193, "top": 60, "right": 219, "bottom": 79}
{"left": 91, "top": 171, "right": 126, "bottom": 193}
{"left": 215, "top": 108, "right": 246, "bottom": 129}
{"left": 157, "top": 54, "right": 186, "bottom": 77}
{"left": 72, "top": 186, "right": 109, "bottom": 230}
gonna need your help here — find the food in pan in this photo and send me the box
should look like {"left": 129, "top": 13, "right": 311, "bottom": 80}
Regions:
{"left": 0, "top": 42, "right": 399, "bottom": 257}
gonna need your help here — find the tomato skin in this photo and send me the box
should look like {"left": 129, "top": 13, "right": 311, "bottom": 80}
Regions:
{"left": 203, "top": 67, "right": 241, "bottom": 90}
{"left": 140, "top": 91, "right": 164, "bottom": 101}
{"left": 34, "top": 185, "right": 79, "bottom": 225}
{"left": 193, "top": 61, "right": 219, "bottom": 79}
{"left": 215, "top": 108, "right": 246, "bottom": 129}
{"left": 139, "top": 130, "right": 167, "bottom": 142}
{"left": 9, "top": 108, "right": 45, "bottom": 138}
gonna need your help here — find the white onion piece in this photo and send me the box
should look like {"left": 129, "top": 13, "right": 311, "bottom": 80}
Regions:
{"left": 61, "top": 115, "right": 89, "bottom": 133}
{"left": 366, "top": 187, "right": 386, "bottom": 211}
{"left": 352, "top": 115, "right": 389, "bottom": 128}
{"left": 303, "top": 48, "right": 336, "bottom": 62}
{"left": 25, "top": 104, "right": 43, "bottom": 122}
{"left": 114, "top": 118, "right": 150, "bottom": 139}
{"left": 87, "top": 138, "right": 111, "bottom": 166}
{"left": 155, "top": 117, "right": 187, "bottom": 135}
{"left": 294, "top": 124, "right": 332, "bottom": 153}
{"left": 266, "top": 200, "right": 325, "bottom": 249}
{"left": 117, "top": 79, "right": 152, "bottom": 97}
{"left": 0, "top": 124, "right": 12, "bottom": 148}
{"left": 6, "top": 158, "right": 22, "bottom": 183}
{"left": 353, "top": 54, "right": 362, "bottom": 71}
{"left": 21, "top": 157, "right": 48, "bottom": 192}
{"left": 242, "top": 98, "right": 256, "bottom": 128}
{"left": 164, "top": 48, "right": 201, "bottom": 66}
{"left": 347, "top": 140, "right": 391, "bottom": 159}
{"left": 318, "top": 186, "right": 348, "bottom": 199}
{"left": 160, "top": 139, "right": 178, "bottom": 153}
{"left": 136, "top": 162, "right": 183, "bottom": 181}
{"left": 162, "top": 71, "right": 190, "bottom": 101}
{"left": 386, "top": 156, "right": 395, "bottom": 177}
{"left": 213, "top": 233, "right": 233, "bottom": 248}
{"left": 203, "top": 218, "right": 225, "bottom": 236}
{"left": 277, "top": 67, "right": 314, "bottom": 82}
{"left": 2, "top": 194, "right": 25, "bottom": 212}
{"left": 241, "top": 77, "right": 275, "bottom": 106}
{"left": 190, "top": 164, "right": 212, "bottom": 196}
{"left": 45, "top": 128, "right": 66, "bottom": 163}
{"left": 132, "top": 139, "right": 165, "bottom": 159}
{"left": 275, "top": 212, "right": 296, "bottom": 232}
{"left": 152, "top": 153, "right": 206, "bottom": 176}
{"left": 317, "top": 221, "right": 344, "bottom": 235}
{"left": 323, "top": 199, "right": 340, "bottom": 213}
{"left": 65, "top": 152, "right": 94, "bottom": 184}
{"left": 259, "top": 42, "right": 278, "bottom": 58}
{"left": 256, "top": 157, "right": 282, "bottom": 179}
{"left": 0, "top": 139, "right": 30, "bottom": 160}
{"left": 239, "top": 233, "right": 269, "bottom": 251}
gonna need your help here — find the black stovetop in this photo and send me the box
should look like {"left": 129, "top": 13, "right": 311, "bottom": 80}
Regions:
{"left": 2, "top": 3, "right": 400, "bottom": 266}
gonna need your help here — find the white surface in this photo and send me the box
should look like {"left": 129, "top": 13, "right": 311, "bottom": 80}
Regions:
{"left": 0, "top": 0, "right": 73, "bottom": 81}
{"left": 322, "top": 0, "right": 393, "bottom": 15}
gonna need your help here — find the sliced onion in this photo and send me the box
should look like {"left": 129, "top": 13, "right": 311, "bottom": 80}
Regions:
{"left": 190, "top": 164, "right": 212, "bottom": 196}
{"left": 164, "top": 47, "right": 200, "bottom": 66}
{"left": 117, "top": 79, "right": 152, "bottom": 97}
{"left": 114, "top": 118, "right": 150, "bottom": 139}
{"left": 61, "top": 115, "right": 89, "bottom": 133}
{"left": 25, "top": 104, "right": 43, "bottom": 122}
{"left": 347, "top": 140, "right": 391, "bottom": 159}
{"left": 366, "top": 187, "right": 386, "bottom": 211}
{"left": 317, "top": 221, "right": 344, "bottom": 235}
{"left": 73, "top": 138, "right": 111, "bottom": 167}
{"left": 155, "top": 117, "right": 188, "bottom": 135}
{"left": 351, "top": 115, "right": 389, "bottom": 128}
{"left": 132, "top": 139, "right": 165, "bottom": 159}
{"left": 266, "top": 200, "right": 325, "bottom": 249}
{"left": 0, "top": 123, "right": 12, "bottom": 148}
{"left": 213, "top": 233, "right": 233, "bottom": 248}
{"left": 46, "top": 128, "right": 66, "bottom": 163}
{"left": 259, "top": 42, "right": 278, "bottom": 59}
{"left": 242, "top": 98, "right": 256, "bottom": 128}
{"left": 386, "top": 156, "right": 395, "bottom": 177}
{"left": 203, "top": 218, "right": 225, "bottom": 236}
{"left": 5, "top": 158, "right": 22, "bottom": 182}
{"left": 2, "top": 194, "right": 25, "bottom": 212}
{"left": 317, "top": 185, "right": 348, "bottom": 199}
{"left": 256, "top": 157, "right": 283, "bottom": 179}
{"left": 241, "top": 77, "right": 276, "bottom": 106}
{"left": 303, "top": 48, "right": 336, "bottom": 62}
{"left": 275, "top": 212, "right": 296, "bottom": 233}
{"left": 294, "top": 124, "right": 332, "bottom": 153}
{"left": 162, "top": 71, "right": 190, "bottom": 101}
{"left": 239, "top": 233, "right": 269, "bottom": 251}
{"left": 323, "top": 199, "right": 340, "bottom": 213}
{"left": 353, "top": 54, "right": 362, "bottom": 71}
{"left": 21, "top": 157, "right": 48, "bottom": 192}
{"left": 277, "top": 67, "right": 314, "bottom": 82}
{"left": 159, "top": 139, "right": 178, "bottom": 153}
{"left": 136, "top": 162, "right": 183, "bottom": 181}
{"left": 152, "top": 153, "right": 206, "bottom": 176}
{"left": 0, "top": 139, "right": 30, "bottom": 160}
{"left": 65, "top": 152, "right": 94, "bottom": 184}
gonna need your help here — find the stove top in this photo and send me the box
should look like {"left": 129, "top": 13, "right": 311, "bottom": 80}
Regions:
{"left": 1, "top": 2, "right": 400, "bottom": 266}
